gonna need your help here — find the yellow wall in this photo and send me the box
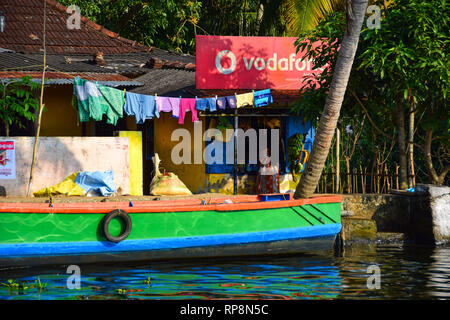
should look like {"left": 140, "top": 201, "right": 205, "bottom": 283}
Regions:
{"left": 154, "top": 112, "right": 207, "bottom": 193}
{"left": 41, "top": 85, "right": 83, "bottom": 136}
{"left": 118, "top": 131, "right": 143, "bottom": 196}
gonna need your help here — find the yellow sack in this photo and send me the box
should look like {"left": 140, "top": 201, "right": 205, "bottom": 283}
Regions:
{"left": 34, "top": 172, "right": 86, "bottom": 197}
{"left": 150, "top": 172, "right": 192, "bottom": 196}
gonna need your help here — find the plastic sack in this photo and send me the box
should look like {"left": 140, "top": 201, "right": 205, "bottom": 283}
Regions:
{"left": 34, "top": 172, "right": 86, "bottom": 197}
{"left": 74, "top": 170, "right": 117, "bottom": 196}
{"left": 34, "top": 170, "right": 117, "bottom": 197}
{"left": 150, "top": 172, "right": 192, "bottom": 196}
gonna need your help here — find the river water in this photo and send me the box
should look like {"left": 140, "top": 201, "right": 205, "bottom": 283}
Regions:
{"left": 0, "top": 244, "right": 449, "bottom": 300}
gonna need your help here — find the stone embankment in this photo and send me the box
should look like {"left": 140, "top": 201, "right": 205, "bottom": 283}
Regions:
{"left": 340, "top": 184, "right": 450, "bottom": 246}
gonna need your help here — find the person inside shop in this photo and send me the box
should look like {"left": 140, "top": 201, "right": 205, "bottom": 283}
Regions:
{"left": 254, "top": 148, "right": 280, "bottom": 194}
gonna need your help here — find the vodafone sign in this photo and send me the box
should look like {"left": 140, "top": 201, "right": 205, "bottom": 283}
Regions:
{"left": 196, "top": 35, "right": 323, "bottom": 90}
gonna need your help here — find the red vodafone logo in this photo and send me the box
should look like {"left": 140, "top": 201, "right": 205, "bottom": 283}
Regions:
{"left": 215, "top": 50, "right": 237, "bottom": 75}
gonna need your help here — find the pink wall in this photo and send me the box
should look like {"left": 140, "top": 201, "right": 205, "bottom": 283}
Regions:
{"left": 0, "top": 137, "right": 130, "bottom": 196}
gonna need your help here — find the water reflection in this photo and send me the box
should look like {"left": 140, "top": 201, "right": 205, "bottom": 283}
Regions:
{"left": 426, "top": 249, "right": 450, "bottom": 299}
{"left": 0, "top": 245, "right": 449, "bottom": 300}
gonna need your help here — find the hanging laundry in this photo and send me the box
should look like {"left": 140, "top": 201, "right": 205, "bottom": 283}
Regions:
{"left": 73, "top": 77, "right": 124, "bottom": 125}
{"left": 216, "top": 97, "right": 227, "bottom": 110}
{"left": 196, "top": 97, "right": 217, "bottom": 112}
{"left": 253, "top": 89, "right": 273, "bottom": 107}
{"left": 236, "top": 92, "right": 254, "bottom": 108}
{"left": 179, "top": 98, "right": 199, "bottom": 124}
{"left": 155, "top": 96, "right": 181, "bottom": 116}
{"left": 125, "top": 92, "right": 159, "bottom": 124}
{"left": 225, "top": 95, "right": 237, "bottom": 109}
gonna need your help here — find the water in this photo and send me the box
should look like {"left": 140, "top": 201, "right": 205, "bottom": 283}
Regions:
{"left": 0, "top": 244, "right": 449, "bottom": 300}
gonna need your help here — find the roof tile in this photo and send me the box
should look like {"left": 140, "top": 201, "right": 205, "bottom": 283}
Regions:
{"left": 0, "top": 0, "right": 151, "bottom": 54}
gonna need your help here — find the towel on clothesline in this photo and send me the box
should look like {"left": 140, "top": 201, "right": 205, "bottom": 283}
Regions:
{"left": 73, "top": 77, "right": 124, "bottom": 126}
{"left": 125, "top": 92, "right": 159, "bottom": 124}
{"left": 155, "top": 96, "right": 181, "bottom": 118}
{"left": 196, "top": 97, "right": 217, "bottom": 112}
{"left": 253, "top": 89, "right": 273, "bottom": 107}
{"left": 236, "top": 92, "right": 254, "bottom": 108}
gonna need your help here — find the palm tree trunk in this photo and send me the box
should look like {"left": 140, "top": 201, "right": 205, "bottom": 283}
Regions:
{"left": 295, "top": 0, "right": 369, "bottom": 199}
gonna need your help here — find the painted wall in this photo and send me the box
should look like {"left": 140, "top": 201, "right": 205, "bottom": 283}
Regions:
{"left": 0, "top": 137, "right": 130, "bottom": 196}
{"left": 154, "top": 112, "right": 206, "bottom": 194}
{"left": 118, "top": 131, "right": 143, "bottom": 196}
{"left": 41, "top": 85, "right": 84, "bottom": 137}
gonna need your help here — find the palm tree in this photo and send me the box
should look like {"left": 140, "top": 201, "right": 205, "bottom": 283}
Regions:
{"left": 294, "top": 0, "right": 369, "bottom": 199}
{"left": 283, "top": 0, "right": 346, "bottom": 34}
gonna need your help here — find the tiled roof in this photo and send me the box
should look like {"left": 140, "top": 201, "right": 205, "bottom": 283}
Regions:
{"left": 0, "top": 0, "right": 197, "bottom": 74}
{"left": 0, "top": 0, "right": 151, "bottom": 54}
{"left": 0, "top": 71, "right": 142, "bottom": 87}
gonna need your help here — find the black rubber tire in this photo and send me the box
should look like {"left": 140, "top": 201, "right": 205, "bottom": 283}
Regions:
{"left": 102, "top": 209, "right": 132, "bottom": 243}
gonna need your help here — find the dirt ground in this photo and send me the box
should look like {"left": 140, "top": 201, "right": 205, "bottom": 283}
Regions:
{"left": 0, "top": 193, "right": 235, "bottom": 203}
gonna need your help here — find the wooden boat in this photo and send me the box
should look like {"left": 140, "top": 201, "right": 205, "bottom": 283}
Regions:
{"left": 0, "top": 194, "right": 342, "bottom": 268}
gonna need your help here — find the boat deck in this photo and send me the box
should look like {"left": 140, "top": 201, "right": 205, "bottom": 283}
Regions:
{"left": 0, "top": 194, "right": 341, "bottom": 213}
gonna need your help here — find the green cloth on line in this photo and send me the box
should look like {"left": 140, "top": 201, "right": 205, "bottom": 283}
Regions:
{"left": 73, "top": 77, "right": 124, "bottom": 125}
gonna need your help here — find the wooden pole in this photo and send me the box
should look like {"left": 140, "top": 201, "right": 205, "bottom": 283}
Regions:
{"left": 336, "top": 128, "right": 340, "bottom": 193}
{"left": 331, "top": 166, "right": 335, "bottom": 194}
{"left": 26, "top": 1, "right": 46, "bottom": 197}
{"left": 395, "top": 165, "right": 399, "bottom": 190}
{"left": 408, "top": 88, "right": 415, "bottom": 188}
{"left": 233, "top": 107, "right": 238, "bottom": 195}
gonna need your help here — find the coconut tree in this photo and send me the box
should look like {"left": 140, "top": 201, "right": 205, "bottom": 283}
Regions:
{"left": 294, "top": 0, "right": 369, "bottom": 199}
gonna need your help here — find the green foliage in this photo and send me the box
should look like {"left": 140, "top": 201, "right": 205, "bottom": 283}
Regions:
{"left": 59, "top": 0, "right": 344, "bottom": 53}
{"left": 0, "top": 76, "right": 40, "bottom": 134}
{"left": 292, "top": 0, "right": 449, "bottom": 185}
{"left": 59, "top": 0, "right": 202, "bottom": 54}
{"left": 287, "top": 133, "right": 305, "bottom": 174}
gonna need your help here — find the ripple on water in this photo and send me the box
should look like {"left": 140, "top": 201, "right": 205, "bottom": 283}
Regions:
{"left": 0, "top": 245, "right": 449, "bottom": 300}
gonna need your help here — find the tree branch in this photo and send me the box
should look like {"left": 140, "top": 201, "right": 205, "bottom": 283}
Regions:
{"left": 348, "top": 88, "right": 392, "bottom": 139}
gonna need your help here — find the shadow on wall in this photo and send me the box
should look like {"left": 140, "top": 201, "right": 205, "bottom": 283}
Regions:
{"left": 0, "top": 136, "right": 130, "bottom": 197}
{"left": 196, "top": 37, "right": 276, "bottom": 90}
{"left": 0, "top": 137, "right": 83, "bottom": 197}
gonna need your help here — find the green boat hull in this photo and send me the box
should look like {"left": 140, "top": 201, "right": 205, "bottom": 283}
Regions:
{"left": 0, "top": 198, "right": 342, "bottom": 267}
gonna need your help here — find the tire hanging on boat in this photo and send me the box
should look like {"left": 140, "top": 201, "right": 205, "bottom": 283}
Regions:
{"left": 102, "top": 209, "right": 132, "bottom": 243}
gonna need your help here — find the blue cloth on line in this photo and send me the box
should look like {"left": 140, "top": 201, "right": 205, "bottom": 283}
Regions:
{"left": 225, "top": 95, "right": 237, "bottom": 109}
{"left": 216, "top": 97, "right": 227, "bottom": 110}
{"left": 125, "top": 92, "right": 159, "bottom": 124}
{"left": 74, "top": 170, "right": 117, "bottom": 196}
{"left": 196, "top": 98, "right": 217, "bottom": 112}
{"left": 253, "top": 89, "right": 273, "bottom": 107}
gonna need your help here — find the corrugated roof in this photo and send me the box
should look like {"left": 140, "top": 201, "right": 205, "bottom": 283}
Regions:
{"left": 0, "top": 71, "right": 142, "bottom": 87}
{"left": 131, "top": 69, "right": 195, "bottom": 96}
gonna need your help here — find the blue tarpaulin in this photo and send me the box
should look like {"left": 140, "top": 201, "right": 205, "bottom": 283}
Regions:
{"left": 74, "top": 170, "right": 117, "bottom": 196}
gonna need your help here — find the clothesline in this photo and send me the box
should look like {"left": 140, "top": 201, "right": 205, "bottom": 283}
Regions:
{"left": 73, "top": 77, "right": 274, "bottom": 126}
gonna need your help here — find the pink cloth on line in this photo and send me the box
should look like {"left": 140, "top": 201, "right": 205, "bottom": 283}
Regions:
{"left": 178, "top": 98, "right": 198, "bottom": 124}
{"left": 155, "top": 96, "right": 181, "bottom": 115}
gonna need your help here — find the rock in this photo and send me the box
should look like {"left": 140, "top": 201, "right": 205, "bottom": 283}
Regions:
{"left": 0, "top": 186, "right": 5, "bottom": 197}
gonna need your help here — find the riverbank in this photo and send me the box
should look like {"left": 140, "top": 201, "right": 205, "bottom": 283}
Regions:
{"left": 340, "top": 184, "right": 450, "bottom": 246}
